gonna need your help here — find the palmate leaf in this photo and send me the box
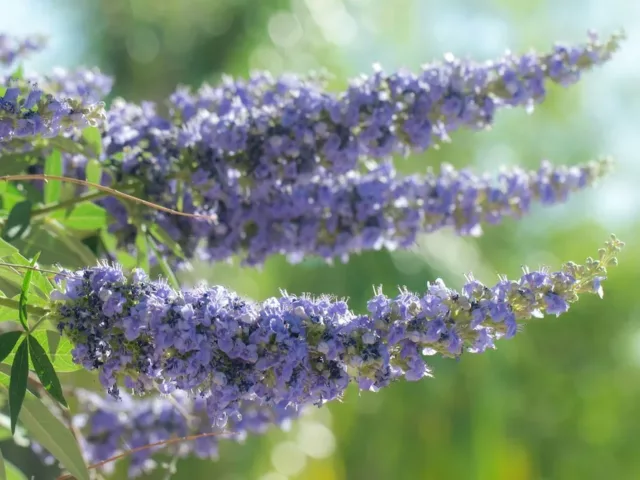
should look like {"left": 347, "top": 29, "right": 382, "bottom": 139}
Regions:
{"left": 2, "top": 331, "right": 81, "bottom": 373}
{"left": 49, "top": 334, "right": 81, "bottom": 373}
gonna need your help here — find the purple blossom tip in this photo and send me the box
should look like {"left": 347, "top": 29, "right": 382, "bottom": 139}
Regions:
{"left": 0, "top": 33, "right": 47, "bottom": 67}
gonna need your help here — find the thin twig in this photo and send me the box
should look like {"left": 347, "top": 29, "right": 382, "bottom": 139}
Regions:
{"left": 0, "top": 262, "right": 68, "bottom": 278}
{"left": 0, "top": 174, "right": 218, "bottom": 222}
{"left": 55, "top": 431, "right": 229, "bottom": 480}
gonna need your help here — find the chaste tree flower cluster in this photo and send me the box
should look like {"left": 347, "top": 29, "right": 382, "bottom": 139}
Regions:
{"left": 0, "top": 30, "right": 626, "bottom": 478}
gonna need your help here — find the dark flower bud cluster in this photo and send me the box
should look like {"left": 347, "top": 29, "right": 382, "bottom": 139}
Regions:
{"left": 51, "top": 236, "right": 623, "bottom": 428}
{"left": 0, "top": 33, "right": 46, "bottom": 67}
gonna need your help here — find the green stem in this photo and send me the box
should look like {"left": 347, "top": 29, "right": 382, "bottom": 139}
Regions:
{"left": 0, "top": 296, "right": 50, "bottom": 317}
{"left": 31, "top": 190, "right": 109, "bottom": 218}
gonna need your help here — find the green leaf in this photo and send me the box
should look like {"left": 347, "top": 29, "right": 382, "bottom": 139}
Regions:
{"left": 48, "top": 136, "right": 88, "bottom": 156}
{"left": 5, "top": 461, "right": 28, "bottom": 480}
{"left": 50, "top": 335, "right": 81, "bottom": 373}
{"left": 0, "top": 188, "right": 26, "bottom": 216}
{"left": 148, "top": 224, "right": 186, "bottom": 260}
{"left": 0, "top": 295, "right": 20, "bottom": 323}
{"left": 9, "top": 338, "right": 28, "bottom": 434}
{"left": 81, "top": 126, "right": 102, "bottom": 157}
{"left": 0, "top": 372, "right": 90, "bottom": 480}
{"left": 18, "top": 253, "right": 39, "bottom": 331}
{"left": 0, "top": 448, "right": 7, "bottom": 480}
{"left": 0, "top": 449, "right": 27, "bottom": 480}
{"left": 3, "top": 331, "right": 53, "bottom": 368}
{"left": 0, "top": 250, "right": 53, "bottom": 299}
{"left": 0, "top": 308, "right": 17, "bottom": 323}
{"left": 85, "top": 159, "right": 102, "bottom": 186}
{"left": 11, "top": 223, "right": 88, "bottom": 271}
{"left": 1, "top": 201, "right": 32, "bottom": 242}
{"left": 46, "top": 329, "right": 60, "bottom": 355}
{"left": 135, "top": 230, "right": 150, "bottom": 273}
{"left": 100, "top": 231, "right": 136, "bottom": 269}
{"left": 28, "top": 335, "right": 67, "bottom": 407}
{"left": 50, "top": 203, "right": 107, "bottom": 230}
{"left": 40, "top": 220, "right": 97, "bottom": 267}
{"left": 2, "top": 330, "right": 79, "bottom": 371}
{"left": 0, "top": 238, "right": 18, "bottom": 258}
{"left": 11, "top": 64, "right": 24, "bottom": 80}
{"left": 0, "top": 413, "right": 29, "bottom": 447}
{"left": 0, "top": 154, "right": 39, "bottom": 177}
{"left": 43, "top": 150, "right": 62, "bottom": 204}
{"left": 148, "top": 235, "right": 179, "bottom": 289}
{"left": 176, "top": 180, "right": 184, "bottom": 212}
{"left": 0, "top": 332, "right": 23, "bottom": 363}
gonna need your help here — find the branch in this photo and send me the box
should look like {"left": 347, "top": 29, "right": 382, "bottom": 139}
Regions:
{"left": 55, "top": 431, "right": 229, "bottom": 480}
{"left": 0, "top": 262, "right": 68, "bottom": 278}
{"left": 0, "top": 174, "right": 218, "bottom": 222}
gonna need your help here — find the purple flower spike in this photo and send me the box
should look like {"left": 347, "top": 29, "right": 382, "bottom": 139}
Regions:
{"left": 52, "top": 237, "right": 623, "bottom": 429}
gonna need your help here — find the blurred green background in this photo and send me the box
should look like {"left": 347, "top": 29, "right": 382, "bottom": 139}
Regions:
{"left": 3, "top": 0, "right": 640, "bottom": 478}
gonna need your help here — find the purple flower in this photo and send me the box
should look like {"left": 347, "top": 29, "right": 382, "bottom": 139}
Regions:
{"left": 19, "top": 32, "right": 619, "bottom": 270}
{"left": 23, "top": 67, "right": 114, "bottom": 103}
{"left": 105, "top": 156, "right": 612, "bottom": 267}
{"left": 163, "top": 32, "right": 620, "bottom": 186}
{"left": 0, "top": 84, "right": 105, "bottom": 143}
{"left": 0, "top": 33, "right": 46, "bottom": 67}
{"left": 52, "top": 236, "right": 623, "bottom": 428}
